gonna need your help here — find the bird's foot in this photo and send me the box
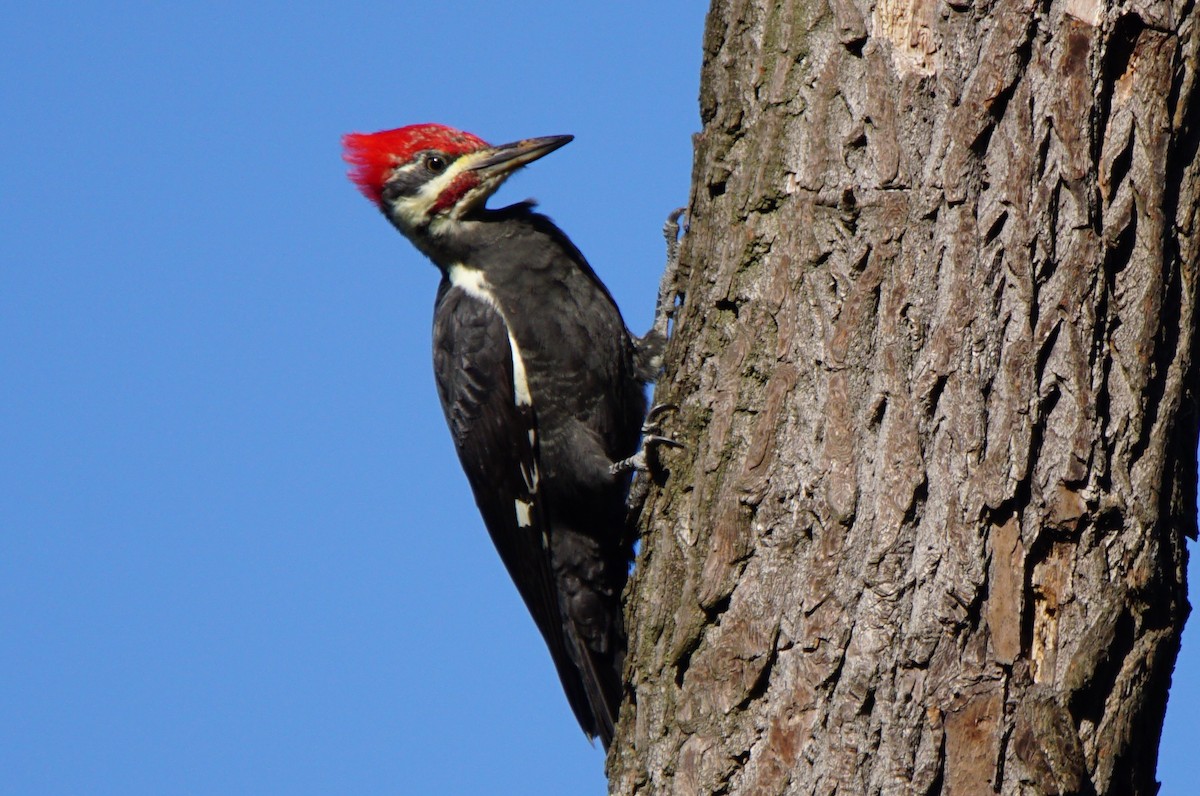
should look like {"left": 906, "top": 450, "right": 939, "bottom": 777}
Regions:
{"left": 642, "top": 402, "right": 679, "bottom": 434}
{"left": 610, "top": 404, "right": 685, "bottom": 476}
{"left": 634, "top": 209, "right": 687, "bottom": 379}
{"left": 652, "top": 208, "right": 687, "bottom": 342}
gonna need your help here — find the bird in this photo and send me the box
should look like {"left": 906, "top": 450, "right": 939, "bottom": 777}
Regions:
{"left": 342, "top": 123, "right": 664, "bottom": 747}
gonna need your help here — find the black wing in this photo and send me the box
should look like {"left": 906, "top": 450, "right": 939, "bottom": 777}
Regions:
{"left": 431, "top": 280, "right": 608, "bottom": 740}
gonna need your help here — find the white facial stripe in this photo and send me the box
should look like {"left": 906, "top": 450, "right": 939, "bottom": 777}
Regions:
{"left": 386, "top": 151, "right": 490, "bottom": 228}
{"left": 412, "top": 153, "right": 475, "bottom": 206}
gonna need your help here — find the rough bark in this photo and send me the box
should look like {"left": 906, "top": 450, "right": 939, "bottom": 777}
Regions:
{"left": 611, "top": 0, "right": 1199, "bottom": 793}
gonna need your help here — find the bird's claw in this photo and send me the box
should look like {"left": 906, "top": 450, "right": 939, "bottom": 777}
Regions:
{"left": 610, "top": 437, "right": 684, "bottom": 476}
{"left": 642, "top": 402, "right": 679, "bottom": 433}
{"left": 621, "top": 215, "right": 687, "bottom": 483}
{"left": 642, "top": 434, "right": 686, "bottom": 455}
{"left": 611, "top": 406, "right": 686, "bottom": 476}
{"left": 651, "top": 208, "right": 688, "bottom": 342}
{"left": 663, "top": 207, "right": 686, "bottom": 246}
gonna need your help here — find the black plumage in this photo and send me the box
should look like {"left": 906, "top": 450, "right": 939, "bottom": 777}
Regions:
{"left": 431, "top": 207, "right": 648, "bottom": 746}
{"left": 344, "top": 125, "right": 655, "bottom": 748}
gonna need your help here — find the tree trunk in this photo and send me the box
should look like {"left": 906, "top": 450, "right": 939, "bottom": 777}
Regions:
{"left": 610, "top": 0, "right": 1199, "bottom": 793}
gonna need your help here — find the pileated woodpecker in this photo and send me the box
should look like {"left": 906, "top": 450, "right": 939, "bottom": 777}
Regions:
{"left": 343, "top": 123, "right": 662, "bottom": 747}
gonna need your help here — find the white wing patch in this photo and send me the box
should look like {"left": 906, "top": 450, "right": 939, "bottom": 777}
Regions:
{"left": 447, "top": 263, "right": 491, "bottom": 299}
{"left": 519, "top": 461, "right": 539, "bottom": 492}
{"left": 448, "top": 264, "right": 535, "bottom": 409}
{"left": 508, "top": 340, "right": 533, "bottom": 407}
{"left": 515, "top": 499, "right": 534, "bottom": 528}
{"left": 449, "top": 263, "right": 542, "bottom": 528}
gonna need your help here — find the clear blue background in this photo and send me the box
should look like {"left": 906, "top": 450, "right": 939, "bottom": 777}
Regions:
{"left": 1, "top": 3, "right": 1194, "bottom": 794}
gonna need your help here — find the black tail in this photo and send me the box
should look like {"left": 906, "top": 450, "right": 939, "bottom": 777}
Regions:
{"left": 547, "top": 521, "right": 630, "bottom": 748}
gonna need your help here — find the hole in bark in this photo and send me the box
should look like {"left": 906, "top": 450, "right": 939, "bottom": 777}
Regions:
{"left": 924, "top": 757, "right": 945, "bottom": 796}
{"left": 704, "top": 593, "right": 733, "bottom": 622}
{"left": 1034, "top": 320, "right": 1063, "bottom": 386}
{"left": 1102, "top": 14, "right": 1146, "bottom": 88}
{"left": 1090, "top": 267, "right": 1115, "bottom": 481}
{"left": 1031, "top": 385, "right": 1061, "bottom": 477}
{"left": 715, "top": 298, "right": 739, "bottom": 318}
{"left": 1165, "top": 58, "right": 1200, "bottom": 220}
{"left": 1095, "top": 504, "right": 1124, "bottom": 535}
{"left": 709, "top": 180, "right": 727, "bottom": 198}
{"left": 1129, "top": 228, "right": 1183, "bottom": 469}
{"left": 674, "top": 644, "right": 697, "bottom": 688}
{"left": 984, "top": 209, "right": 1008, "bottom": 245}
{"left": 1067, "top": 608, "right": 1135, "bottom": 723}
{"left": 1090, "top": 272, "right": 1112, "bottom": 370}
{"left": 1102, "top": 203, "right": 1137, "bottom": 275}
{"left": 740, "top": 646, "right": 776, "bottom": 707}
{"left": 859, "top": 686, "right": 876, "bottom": 716}
{"left": 902, "top": 478, "right": 928, "bottom": 528}
{"left": 970, "top": 36, "right": 1031, "bottom": 155}
{"left": 869, "top": 394, "right": 887, "bottom": 427}
{"left": 1096, "top": 13, "right": 1147, "bottom": 163}
{"left": 971, "top": 123, "right": 997, "bottom": 156}
{"left": 1020, "top": 530, "right": 1054, "bottom": 659}
{"left": 924, "top": 373, "right": 949, "bottom": 417}
{"left": 1036, "top": 384, "right": 1056, "bottom": 427}
{"left": 1036, "top": 125, "right": 1052, "bottom": 171}
{"left": 1105, "top": 133, "right": 1135, "bottom": 202}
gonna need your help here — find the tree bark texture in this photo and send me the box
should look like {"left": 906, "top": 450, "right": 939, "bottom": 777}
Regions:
{"left": 611, "top": 0, "right": 1199, "bottom": 794}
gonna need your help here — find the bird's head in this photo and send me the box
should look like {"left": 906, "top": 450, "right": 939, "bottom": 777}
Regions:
{"left": 342, "top": 123, "right": 572, "bottom": 235}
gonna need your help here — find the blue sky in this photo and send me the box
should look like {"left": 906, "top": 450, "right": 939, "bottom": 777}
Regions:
{"left": 1, "top": 3, "right": 1194, "bottom": 794}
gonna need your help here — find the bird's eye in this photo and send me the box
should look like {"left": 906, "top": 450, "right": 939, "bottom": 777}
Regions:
{"left": 426, "top": 155, "right": 448, "bottom": 174}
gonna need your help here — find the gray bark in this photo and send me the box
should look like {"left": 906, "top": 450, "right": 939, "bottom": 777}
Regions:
{"left": 610, "top": 0, "right": 1199, "bottom": 793}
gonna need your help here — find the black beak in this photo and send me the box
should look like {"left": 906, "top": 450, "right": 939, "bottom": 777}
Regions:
{"left": 468, "top": 135, "right": 573, "bottom": 178}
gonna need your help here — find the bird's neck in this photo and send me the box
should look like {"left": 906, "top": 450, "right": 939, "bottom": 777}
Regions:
{"left": 401, "top": 207, "right": 533, "bottom": 274}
